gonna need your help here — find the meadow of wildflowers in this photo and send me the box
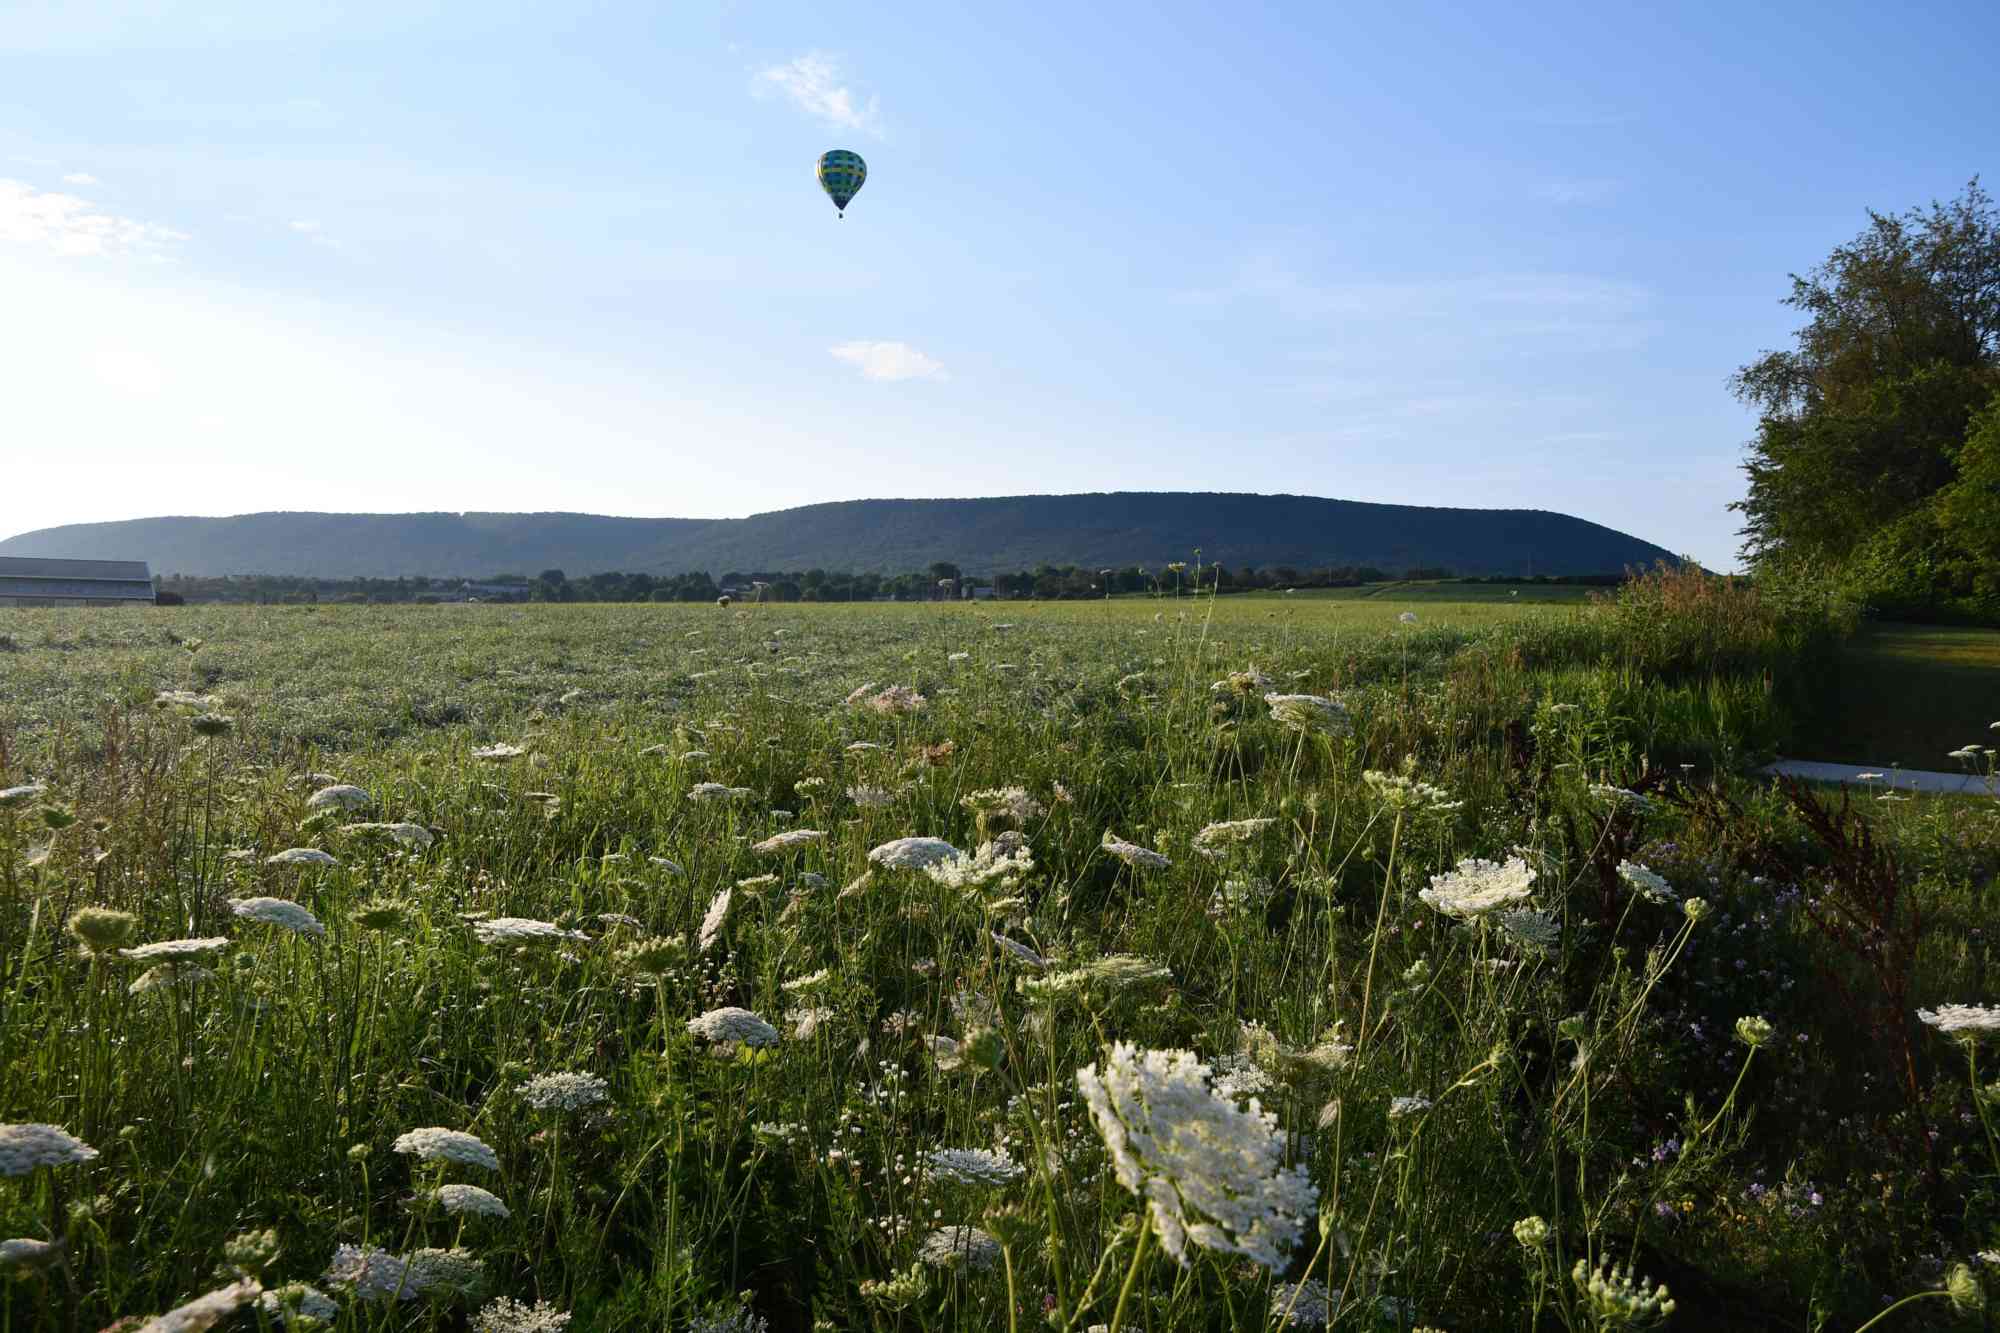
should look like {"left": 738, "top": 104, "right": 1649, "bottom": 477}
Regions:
{"left": 1, "top": 582, "right": 1997, "bottom": 1329}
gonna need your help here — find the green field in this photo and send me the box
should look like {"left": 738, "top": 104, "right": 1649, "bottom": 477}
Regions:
{"left": 2, "top": 590, "right": 1996, "bottom": 1329}
{"left": 1801, "top": 623, "right": 2000, "bottom": 767}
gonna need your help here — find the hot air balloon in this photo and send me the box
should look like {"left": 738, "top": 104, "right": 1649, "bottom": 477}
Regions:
{"left": 817, "top": 149, "right": 866, "bottom": 218}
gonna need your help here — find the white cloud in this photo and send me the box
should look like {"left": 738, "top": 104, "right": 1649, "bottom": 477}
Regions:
{"left": 289, "top": 219, "right": 322, "bottom": 233}
{"left": 830, "top": 340, "right": 945, "bottom": 382}
{"left": 61, "top": 172, "right": 98, "bottom": 186}
{"left": 0, "top": 178, "right": 185, "bottom": 257}
{"left": 753, "top": 53, "right": 880, "bottom": 135}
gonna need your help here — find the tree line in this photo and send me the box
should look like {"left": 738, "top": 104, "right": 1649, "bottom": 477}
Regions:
{"left": 1733, "top": 178, "right": 2000, "bottom": 622}
{"left": 155, "top": 564, "right": 1625, "bottom": 606}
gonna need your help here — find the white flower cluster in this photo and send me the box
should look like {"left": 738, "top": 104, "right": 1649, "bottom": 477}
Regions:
{"left": 961, "top": 786, "right": 1044, "bottom": 825}
{"left": 862, "top": 685, "right": 928, "bottom": 715}
{"left": 0, "top": 1123, "right": 99, "bottom": 1177}
{"left": 1263, "top": 692, "right": 1351, "bottom": 736}
{"left": 1616, "top": 860, "right": 1677, "bottom": 904}
{"left": 697, "top": 889, "right": 733, "bottom": 953}
{"left": 1191, "top": 818, "right": 1276, "bottom": 859}
{"left": 925, "top": 837, "right": 1035, "bottom": 893}
{"left": 141, "top": 1277, "right": 262, "bottom": 1331}
{"left": 260, "top": 1282, "right": 339, "bottom": 1326}
{"left": 266, "top": 847, "right": 339, "bottom": 866}
{"left": 346, "top": 821, "right": 435, "bottom": 850}
{"left": 1019, "top": 954, "right": 1171, "bottom": 999}
{"left": 228, "top": 897, "right": 326, "bottom": 937}
{"left": 1919, "top": 1004, "right": 2000, "bottom": 1034}
{"left": 916, "top": 1225, "right": 1001, "bottom": 1270}
{"left": 430, "top": 1183, "right": 510, "bottom": 1218}
{"left": 472, "top": 743, "right": 526, "bottom": 760}
{"left": 1211, "top": 666, "right": 1273, "bottom": 695}
{"left": 391, "top": 1127, "right": 499, "bottom": 1171}
{"left": 1075, "top": 1043, "right": 1317, "bottom": 1270}
{"left": 868, "top": 836, "right": 963, "bottom": 870}
{"left": 686, "top": 1306, "right": 770, "bottom": 1333}
{"left": 473, "top": 1296, "right": 572, "bottom": 1333}
{"left": 1361, "top": 770, "right": 1461, "bottom": 813}
{"left": 752, "top": 828, "right": 825, "bottom": 854}
{"left": 1101, "top": 833, "right": 1171, "bottom": 870}
{"left": 326, "top": 1244, "right": 483, "bottom": 1303}
{"left": 1418, "top": 856, "right": 1535, "bottom": 918}
{"left": 687, "top": 1006, "right": 780, "bottom": 1048}
{"left": 689, "top": 783, "right": 754, "bottom": 801}
{"left": 1271, "top": 1277, "right": 1335, "bottom": 1327}
{"left": 119, "top": 936, "right": 231, "bottom": 963}
{"left": 473, "top": 917, "right": 588, "bottom": 945}
{"left": 925, "top": 1146, "right": 1024, "bottom": 1186}
{"left": 305, "top": 784, "right": 373, "bottom": 812}
{"left": 516, "top": 1072, "right": 609, "bottom": 1112}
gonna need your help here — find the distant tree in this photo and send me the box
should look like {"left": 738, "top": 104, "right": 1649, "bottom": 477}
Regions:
{"left": 538, "top": 569, "right": 567, "bottom": 586}
{"left": 1731, "top": 180, "right": 2000, "bottom": 592}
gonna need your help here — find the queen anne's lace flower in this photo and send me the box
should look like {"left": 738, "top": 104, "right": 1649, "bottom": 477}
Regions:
{"left": 686, "top": 1306, "right": 770, "bottom": 1333}
{"left": 689, "top": 782, "right": 754, "bottom": 801}
{"left": 325, "top": 1244, "right": 415, "bottom": 1302}
{"left": 1075, "top": 1043, "right": 1317, "bottom": 1270}
{"left": 917, "top": 1226, "right": 1001, "bottom": 1270}
{"left": 1389, "top": 1095, "right": 1433, "bottom": 1118}
{"left": 138, "top": 1278, "right": 262, "bottom": 1332}
{"left": 990, "top": 933, "right": 1047, "bottom": 968}
{"left": 120, "top": 936, "right": 231, "bottom": 963}
{"left": 347, "top": 821, "right": 435, "bottom": 850}
{"left": 391, "top": 1127, "right": 499, "bottom": 1171}
{"left": 473, "top": 1297, "right": 572, "bottom": 1333}
{"left": 1419, "top": 856, "right": 1535, "bottom": 918}
{"left": 926, "top": 838, "right": 1035, "bottom": 892}
{"left": 472, "top": 743, "right": 525, "bottom": 761}
{"left": 0, "top": 1237, "right": 56, "bottom": 1267}
{"left": 430, "top": 1183, "right": 510, "bottom": 1218}
{"left": 1263, "top": 693, "right": 1351, "bottom": 735}
{"left": 305, "top": 784, "right": 372, "bottom": 812}
{"left": 0, "top": 1123, "right": 98, "bottom": 1176}
{"left": 752, "top": 828, "right": 824, "bottom": 854}
{"left": 697, "top": 888, "right": 733, "bottom": 953}
{"left": 1192, "top": 819, "right": 1277, "bottom": 859}
{"left": 1271, "top": 1278, "right": 1335, "bottom": 1327}
{"left": 129, "top": 964, "right": 214, "bottom": 994}
{"left": 1019, "top": 954, "right": 1172, "bottom": 999}
{"left": 473, "top": 917, "right": 587, "bottom": 945}
{"left": 1617, "top": 860, "right": 1677, "bottom": 904}
{"left": 961, "top": 786, "right": 1044, "bottom": 825}
{"left": 259, "top": 1283, "right": 339, "bottom": 1326}
{"left": 863, "top": 685, "right": 928, "bottom": 715}
{"left": 266, "top": 848, "right": 338, "bottom": 867}
{"left": 868, "top": 836, "right": 962, "bottom": 870}
{"left": 1101, "top": 833, "right": 1171, "bottom": 870}
{"left": 1919, "top": 1004, "right": 2000, "bottom": 1034}
{"left": 926, "top": 1147, "right": 1024, "bottom": 1186}
{"left": 516, "top": 1072, "right": 609, "bottom": 1112}
{"left": 1362, "top": 770, "right": 1461, "bottom": 813}
{"left": 688, "top": 1006, "right": 780, "bottom": 1048}
{"left": 228, "top": 897, "right": 326, "bottom": 937}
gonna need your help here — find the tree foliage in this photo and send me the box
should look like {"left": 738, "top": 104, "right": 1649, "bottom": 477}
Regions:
{"left": 1731, "top": 180, "right": 2000, "bottom": 618}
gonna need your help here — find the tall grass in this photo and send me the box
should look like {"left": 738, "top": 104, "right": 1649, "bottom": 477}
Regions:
{"left": 0, "top": 595, "right": 1991, "bottom": 1330}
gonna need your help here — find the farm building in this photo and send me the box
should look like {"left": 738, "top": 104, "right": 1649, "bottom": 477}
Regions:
{"left": 0, "top": 557, "right": 157, "bottom": 607}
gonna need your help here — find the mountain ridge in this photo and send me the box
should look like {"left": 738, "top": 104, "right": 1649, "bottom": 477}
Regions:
{"left": 0, "top": 492, "right": 1681, "bottom": 579}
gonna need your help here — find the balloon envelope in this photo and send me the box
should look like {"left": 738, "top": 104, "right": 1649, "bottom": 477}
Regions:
{"left": 817, "top": 149, "right": 867, "bottom": 214}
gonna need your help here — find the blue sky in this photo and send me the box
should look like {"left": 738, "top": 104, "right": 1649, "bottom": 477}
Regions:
{"left": 1, "top": 1, "right": 1992, "bottom": 571}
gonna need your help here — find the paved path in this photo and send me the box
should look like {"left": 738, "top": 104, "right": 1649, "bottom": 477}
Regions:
{"left": 1759, "top": 758, "right": 1997, "bottom": 797}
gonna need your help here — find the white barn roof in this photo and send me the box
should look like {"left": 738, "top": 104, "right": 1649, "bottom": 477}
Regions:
{"left": 0, "top": 556, "right": 155, "bottom": 603}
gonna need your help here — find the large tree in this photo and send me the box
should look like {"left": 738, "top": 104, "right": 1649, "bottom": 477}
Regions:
{"left": 1730, "top": 180, "right": 2000, "bottom": 570}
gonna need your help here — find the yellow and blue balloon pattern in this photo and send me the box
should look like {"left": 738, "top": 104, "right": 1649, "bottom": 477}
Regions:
{"left": 817, "top": 149, "right": 867, "bottom": 216}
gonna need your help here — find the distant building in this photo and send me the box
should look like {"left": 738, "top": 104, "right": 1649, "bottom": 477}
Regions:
{"left": 0, "top": 557, "right": 156, "bottom": 607}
